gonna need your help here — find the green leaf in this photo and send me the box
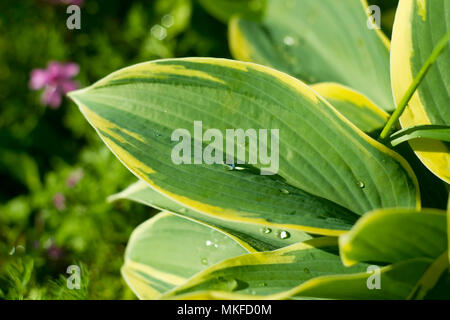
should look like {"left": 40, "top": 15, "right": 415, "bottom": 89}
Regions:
{"left": 407, "top": 251, "right": 449, "bottom": 300}
{"left": 159, "top": 237, "right": 369, "bottom": 299}
{"left": 339, "top": 208, "right": 448, "bottom": 266}
{"left": 122, "top": 211, "right": 252, "bottom": 299}
{"left": 391, "top": 0, "right": 450, "bottom": 183}
{"left": 109, "top": 180, "right": 313, "bottom": 251}
{"left": 289, "top": 258, "right": 435, "bottom": 300}
{"left": 198, "top": 0, "right": 266, "bottom": 23}
{"left": 393, "top": 143, "right": 448, "bottom": 210}
{"left": 68, "top": 58, "right": 419, "bottom": 237}
{"left": 389, "top": 125, "right": 450, "bottom": 147}
{"left": 312, "top": 83, "right": 389, "bottom": 135}
{"left": 229, "top": 0, "right": 393, "bottom": 110}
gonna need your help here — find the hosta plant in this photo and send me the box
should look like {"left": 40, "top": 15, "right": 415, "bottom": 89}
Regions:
{"left": 68, "top": 0, "right": 450, "bottom": 299}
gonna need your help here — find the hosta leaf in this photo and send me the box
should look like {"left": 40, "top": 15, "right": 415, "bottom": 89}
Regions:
{"left": 122, "top": 211, "right": 252, "bottom": 299}
{"left": 340, "top": 208, "right": 448, "bottom": 266}
{"left": 229, "top": 0, "right": 393, "bottom": 110}
{"left": 109, "top": 180, "right": 313, "bottom": 251}
{"left": 407, "top": 252, "right": 449, "bottom": 300}
{"left": 160, "top": 237, "right": 369, "bottom": 299}
{"left": 68, "top": 58, "right": 419, "bottom": 237}
{"left": 312, "top": 83, "right": 389, "bottom": 134}
{"left": 389, "top": 125, "right": 450, "bottom": 147}
{"left": 393, "top": 143, "right": 448, "bottom": 209}
{"left": 424, "top": 270, "right": 450, "bottom": 300}
{"left": 289, "top": 258, "right": 434, "bottom": 300}
{"left": 198, "top": 0, "right": 266, "bottom": 23}
{"left": 391, "top": 0, "right": 450, "bottom": 183}
{"left": 163, "top": 258, "right": 438, "bottom": 300}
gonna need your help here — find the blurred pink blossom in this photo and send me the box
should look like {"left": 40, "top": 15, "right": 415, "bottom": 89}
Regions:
{"left": 64, "top": 0, "right": 83, "bottom": 5}
{"left": 47, "top": 243, "right": 64, "bottom": 260}
{"left": 43, "top": 0, "right": 84, "bottom": 5}
{"left": 66, "top": 168, "right": 84, "bottom": 188}
{"left": 52, "top": 193, "right": 66, "bottom": 211}
{"left": 29, "top": 61, "right": 79, "bottom": 108}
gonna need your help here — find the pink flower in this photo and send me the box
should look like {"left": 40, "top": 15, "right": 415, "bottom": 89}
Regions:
{"left": 64, "top": 0, "right": 83, "bottom": 5}
{"left": 47, "top": 243, "right": 64, "bottom": 260}
{"left": 52, "top": 193, "right": 66, "bottom": 211}
{"left": 66, "top": 168, "right": 84, "bottom": 188}
{"left": 43, "top": 0, "right": 84, "bottom": 5}
{"left": 30, "top": 61, "right": 79, "bottom": 108}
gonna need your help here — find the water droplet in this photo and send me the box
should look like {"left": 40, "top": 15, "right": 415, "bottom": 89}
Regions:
{"left": 179, "top": 207, "right": 187, "bottom": 213}
{"left": 225, "top": 163, "right": 235, "bottom": 171}
{"left": 357, "top": 181, "right": 365, "bottom": 189}
{"left": 283, "top": 35, "right": 296, "bottom": 46}
{"left": 259, "top": 282, "right": 267, "bottom": 287}
{"left": 277, "top": 230, "right": 290, "bottom": 239}
{"left": 260, "top": 227, "right": 272, "bottom": 234}
{"left": 214, "top": 243, "right": 219, "bottom": 248}
{"left": 250, "top": 290, "right": 256, "bottom": 295}
{"left": 303, "top": 267, "right": 310, "bottom": 274}
{"left": 151, "top": 24, "right": 167, "bottom": 40}
{"left": 161, "top": 14, "right": 174, "bottom": 28}
{"left": 206, "top": 240, "right": 213, "bottom": 247}
{"left": 280, "top": 188, "right": 290, "bottom": 195}
{"left": 9, "top": 247, "right": 15, "bottom": 255}
{"left": 201, "top": 258, "right": 209, "bottom": 265}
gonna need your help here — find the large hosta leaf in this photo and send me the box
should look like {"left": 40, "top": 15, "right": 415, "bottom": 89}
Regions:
{"left": 229, "top": 0, "right": 393, "bottom": 110}
{"left": 289, "top": 258, "right": 435, "bottom": 300}
{"left": 160, "top": 237, "right": 369, "bottom": 299}
{"left": 391, "top": 0, "right": 450, "bottom": 183}
{"left": 339, "top": 208, "right": 448, "bottom": 266}
{"left": 122, "top": 211, "right": 252, "bottom": 299}
{"left": 311, "top": 83, "right": 389, "bottom": 135}
{"left": 69, "top": 58, "right": 419, "bottom": 237}
{"left": 110, "top": 180, "right": 313, "bottom": 251}
{"left": 159, "top": 237, "right": 437, "bottom": 300}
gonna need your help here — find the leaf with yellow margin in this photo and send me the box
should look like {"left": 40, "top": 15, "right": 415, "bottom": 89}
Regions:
{"left": 391, "top": 0, "right": 450, "bottom": 183}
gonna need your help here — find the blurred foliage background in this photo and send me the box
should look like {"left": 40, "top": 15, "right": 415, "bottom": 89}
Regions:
{"left": 0, "top": 0, "right": 398, "bottom": 299}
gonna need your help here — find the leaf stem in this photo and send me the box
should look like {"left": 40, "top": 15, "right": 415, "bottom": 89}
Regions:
{"left": 379, "top": 30, "right": 450, "bottom": 141}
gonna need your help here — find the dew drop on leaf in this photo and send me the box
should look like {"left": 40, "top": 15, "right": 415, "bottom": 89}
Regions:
{"left": 277, "top": 230, "right": 290, "bottom": 239}
{"left": 260, "top": 227, "right": 272, "bottom": 234}
{"left": 283, "top": 35, "right": 296, "bottom": 46}
{"left": 357, "top": 181, "right": 365, "bottom": 189}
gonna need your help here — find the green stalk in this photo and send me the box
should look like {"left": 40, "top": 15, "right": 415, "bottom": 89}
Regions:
{"left": 379, "top": 30, "right": 450, "bottom": 140}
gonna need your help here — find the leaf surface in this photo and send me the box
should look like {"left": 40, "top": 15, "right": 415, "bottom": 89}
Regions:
{"left": 391, "top": 0, "right": 450, "bottom": 183}
{"left": 69, "top": 58, "right": 419, "bottom": 236}
{"left": 339, "top": 208, "right": 448, "bottom": 266}
{"left": 229, "top": 0, "right": 393, "bottom": 110}
{"left": 122, "top": 212, "right": 251, "bottom": 299}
